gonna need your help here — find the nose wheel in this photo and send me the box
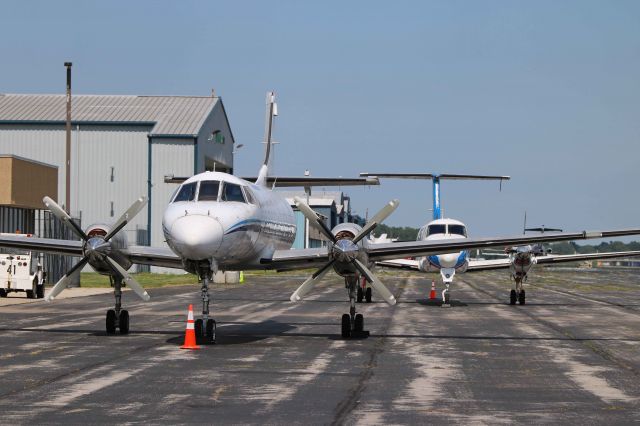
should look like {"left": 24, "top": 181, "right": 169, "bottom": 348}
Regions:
{"left": 341, "top": 277, "right": 369, "bottom": 338}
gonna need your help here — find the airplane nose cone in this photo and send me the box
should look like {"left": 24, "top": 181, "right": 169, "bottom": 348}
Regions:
{"left": 170, "top": 215, "right": 223, "bottom": 260}
{"left": 438, "top": 252, "right": 461, "bottom": 268}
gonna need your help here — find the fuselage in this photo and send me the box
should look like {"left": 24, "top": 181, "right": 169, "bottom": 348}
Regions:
{"left": 162, "top": 171, "right": 296, "bottom": 272}
{"left": 416, "top": 218, "right": 469, "bottom": 274}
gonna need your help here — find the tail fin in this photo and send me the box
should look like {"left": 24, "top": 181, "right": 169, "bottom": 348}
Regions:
{"left": 255, "top": 91, "right": 277, "bottom": 187}
{"left": 359, "top": 173, "right": 510, "bottom": 221}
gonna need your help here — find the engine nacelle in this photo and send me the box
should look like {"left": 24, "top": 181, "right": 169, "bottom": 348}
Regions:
{"left": 328, "top": 223, "right": 372, "bottom": 277}
{"left": 84, "top": 223, "right": 132, "bottom": 275}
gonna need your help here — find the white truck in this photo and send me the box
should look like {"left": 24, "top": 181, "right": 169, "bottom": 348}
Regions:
{"left": 0, "top": 234, "right": 46, "bottom": 299}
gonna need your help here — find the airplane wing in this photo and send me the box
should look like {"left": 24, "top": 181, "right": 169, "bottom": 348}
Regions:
{"left": 533, "top": 250, "right": 640, "bottom": 266}
{"left": 0, "top": 234, "right": 83, "bottom": 256}
{"left": 263, "top": 248, "right": 330, "bottom": 271}
{"left": 466, "top": 258, "right": 513, "bottom": 271}
{"left": 366, "top": 229, "right": 640, "bottom": 262}
{"left": 376, "top": 258, "right": 420, "bottom": 270}
{"left": 124, "top": 245, "right": 184, "bottom": 269}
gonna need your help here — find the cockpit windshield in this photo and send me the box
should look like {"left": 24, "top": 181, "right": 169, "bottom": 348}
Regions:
{"left": 427, "top": 224, "right": 446, "bottom": 235}
{"left": 198, "top": 180, "right": 220, "bottom": 201}
{"left": 449, "top": 225, "right": 467, "bottom": 237}
{"left": 221, "top": 182, "right": 246, "bottom": 203}
{"left": 173, "top": 182, "right": 197, "bottom": 202}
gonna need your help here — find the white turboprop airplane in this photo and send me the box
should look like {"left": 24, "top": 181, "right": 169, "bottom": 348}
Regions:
{"left": 360, "top": 173, "right": 640, "bottom": 305}
{"left": 3, "top": 93, "right": 640, "bottom": 341}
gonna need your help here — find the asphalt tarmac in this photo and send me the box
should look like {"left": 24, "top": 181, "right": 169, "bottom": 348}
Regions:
{"left": 0, "top": 268, "right": 638, "bottom": 424}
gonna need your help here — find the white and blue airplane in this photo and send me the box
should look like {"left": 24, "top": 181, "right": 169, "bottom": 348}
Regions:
{"left": 361, "top": 172, "right": 640, "bottom": 306}
{"left": 3, "top": 93, "right": 640, "bottom": 341}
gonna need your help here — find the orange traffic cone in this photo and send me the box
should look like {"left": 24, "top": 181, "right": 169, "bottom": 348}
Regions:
{"left": 180, "top": 304, "right": 200, "bottom": 350}
{"left": 429, "top": 280, "right": 437, "bottom": 300}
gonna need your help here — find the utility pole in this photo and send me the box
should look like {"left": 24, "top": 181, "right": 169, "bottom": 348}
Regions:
{"left": 64, "top": 62, "right": 72, "bottom": 214}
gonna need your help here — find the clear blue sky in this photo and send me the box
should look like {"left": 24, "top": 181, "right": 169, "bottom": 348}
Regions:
{"left": 2, "top": 1, "right": 639, "bottom": 237}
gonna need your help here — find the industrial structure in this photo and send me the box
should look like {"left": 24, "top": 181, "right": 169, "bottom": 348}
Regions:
{"left": 0, "top": 94, "right": 235, "bottom": 270}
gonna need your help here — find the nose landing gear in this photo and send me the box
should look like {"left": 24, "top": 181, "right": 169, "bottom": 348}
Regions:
{"left": 196, "top": 264, "right": 216, "bottom": 344}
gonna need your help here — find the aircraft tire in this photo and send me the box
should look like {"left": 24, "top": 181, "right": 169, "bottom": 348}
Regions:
{"left": 356, "top": 287, "right": 363, "bottom": 303}
{"left": 36, "top": 283, "right": 44, "bottom": 299}
{"left": 341, "top": 314, "right": 351, "bottom": 338}
{"left": 365, "top": 287, "right": 372, "bottom": 303}
{"left": 106, "top": 309, "right": 117, "bottom": 334}
{"left": 119, "top": 310, "right": 130, "bottom": 334}
{"left": 518, "top": 290, "right": 526, "bottom": 305}
{"left": 510, "top": 290, "right": 517, "bottom": 305}
{"left": 355, "top": 314, "right": 364, "bottom": 333}
{"left": 0, "top": 289, "right": 6, "bottom": 298}
{"left": 206, "top": 319, "right": 216, "bottom": 343}
{"left": 195, "top": 319, "right": 203, "bottom": 343}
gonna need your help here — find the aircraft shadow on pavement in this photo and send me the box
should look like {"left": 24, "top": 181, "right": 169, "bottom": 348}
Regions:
{"left": 166, "top": 320, "right": 296, "bottom": 346}
{"left": 415, "top": 298, "right": 468, "bottom": 307}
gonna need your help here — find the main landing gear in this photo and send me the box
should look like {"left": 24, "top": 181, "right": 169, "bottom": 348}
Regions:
{"left": 356, "top": 276, "right": 373, "bottom": 303}
{"left": 195, "top": 265, "right": 216, "bottom": 344}
{"left": 510, "top": 278, "right": 526, "bottom": 305}
{"left": 106, "top": 276, "right": 130, "bottom": 334}
{"left": 342, "top": 276, "right": 369, "bottom": 338}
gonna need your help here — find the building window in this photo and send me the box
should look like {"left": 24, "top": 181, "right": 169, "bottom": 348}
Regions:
{"left": 209, "top": 130, "right": 225, "bottom": 144}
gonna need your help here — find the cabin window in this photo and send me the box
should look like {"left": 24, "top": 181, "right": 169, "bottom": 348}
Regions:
{"left": 173, "top": 182, "right": 197, "bottom": 202}
{"left": 243, "top": 187, "right": 257, "bottom": 205}
{"left": 198, "top": 180, "right": 220, "bottom": 201}
{"left": 221, "top": 183, "right": 246, "bottom": 203}
{"left": 449, "top": 225, "right": 467, "bottom": 237}
{"left": 427, "top": 224, "right": 446, "bottom": 235}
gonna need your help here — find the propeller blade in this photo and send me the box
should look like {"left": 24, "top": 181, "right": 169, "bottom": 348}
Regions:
{"left": 45, "top": 256, "right": 89, "bottom": 301}
{"left": 43, "top": 196, "right": 88, "bottom": 241}
{"left": 293, "top": 197, "right": 336, "bottom": 243}
{"left": 290, "top": 259, "right": 335, "bottom": 302}
{"left": 352, "top": 259, "right": 397, "bottom": 306}
{"left": 352, "top": 199, "right": 399, "bottom": 244}
{"left": 104, "top": 196, "right": 148, "bottom": 241}
{"left": 105, "top": 256, "right": 151, "bottom": 301}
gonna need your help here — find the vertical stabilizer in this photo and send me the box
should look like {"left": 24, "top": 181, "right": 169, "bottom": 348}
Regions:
{"left": 255, "top": 91, "right": 277, "bottom": 187}
{"left": 432, "top": 176, "right": 442, "bottom": 220}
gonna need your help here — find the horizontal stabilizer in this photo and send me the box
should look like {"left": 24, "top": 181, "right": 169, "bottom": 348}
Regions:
{"left": 164, "top": 175, "right": 379, "bottom": 187}
{"left": 360, "top": 172, "right": 510, "bottom": 181}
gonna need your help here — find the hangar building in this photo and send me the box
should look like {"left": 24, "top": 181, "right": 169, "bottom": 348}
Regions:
{"left": 0, "top": 94, "right": 235, "bottom": 269}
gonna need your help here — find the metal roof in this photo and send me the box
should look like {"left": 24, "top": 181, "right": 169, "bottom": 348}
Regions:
{"left": 0, "top": 94, "right": 219, "bottom": 136}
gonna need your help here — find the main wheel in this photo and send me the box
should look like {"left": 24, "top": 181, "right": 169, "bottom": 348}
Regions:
{"left": 510, "top": 290, "right": 517, "bottom": 305}
{"left": 354, "top": 314, "right": 364, "bottom": 333}
{"left": 365, "top": 287, "right": 372, "bottom": 303}
{"left": 106, "top": 309, "right": 116, "bottom": 334}
{"left": 26, "top": 278, "right": 37, "bottom": 299}
{"left": 36, "top": 283, "right": 44, "bottom": 299}
{"left": 206, "top": 319, "right": 216, "bottom": 343}
{"left": 0, "top": 289, "right": 6, "bottom": 298}
{"left": 356, "top": 286, "right": 363, "bottom": 303}
{"left": 518, "top": 289, "right": 526, "bottom": 305}
{"left": 26, "top": 290, "right": 35, "bottom": 299}
{"left": 194, "top": 319, "right": 203, "bottom": 341}
{"left": 341, "top": 314, "right": 351, "bottom": 338}
{"left": 119, "top": 310, "right": 130, "bottom": 334}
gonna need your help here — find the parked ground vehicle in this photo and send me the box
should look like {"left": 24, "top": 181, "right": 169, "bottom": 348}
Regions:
{"left": 0, "top": 234, "right": 45, "bottom": 298}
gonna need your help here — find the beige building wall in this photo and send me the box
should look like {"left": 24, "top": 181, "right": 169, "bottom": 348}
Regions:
{"left": 0, "top": 155, "right": 58, "bottom": 209}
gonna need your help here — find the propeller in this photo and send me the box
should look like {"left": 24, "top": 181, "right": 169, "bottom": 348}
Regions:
{"left": 44, "top": 196, "right": 149, "bottom": 302}
{"left": 290, "top": 197, "right": 399, "bottom": 305}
